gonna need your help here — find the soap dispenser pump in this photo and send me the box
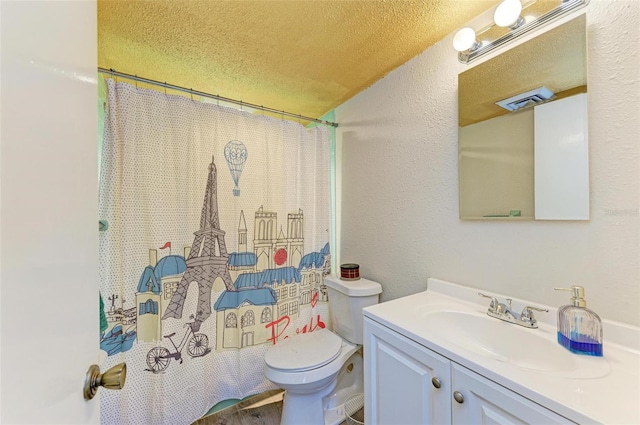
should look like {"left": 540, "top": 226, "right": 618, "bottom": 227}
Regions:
{"left": 555, "top": 286, "right": 603, "bottom": 356}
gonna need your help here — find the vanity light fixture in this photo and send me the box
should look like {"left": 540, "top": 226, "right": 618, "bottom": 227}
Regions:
{"left": 452, "top": 27, "right": 481, "bottom": 53}
{"left": 494, "top": 0, "right": 525, "bottom": 29}
{"left": 454, "top": 0, "right": 588, "bottom": 63}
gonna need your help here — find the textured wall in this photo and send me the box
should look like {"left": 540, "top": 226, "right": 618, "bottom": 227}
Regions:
{"left": 335, "top": 0, "right": 640, "bottom": 326}
{"left": 459, "top": 109, "right": 534, "bottom": 219}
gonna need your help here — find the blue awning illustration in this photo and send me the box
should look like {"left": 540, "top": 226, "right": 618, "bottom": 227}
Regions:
{"left": 213, "top": 287, "right": 277, "bottom": 311}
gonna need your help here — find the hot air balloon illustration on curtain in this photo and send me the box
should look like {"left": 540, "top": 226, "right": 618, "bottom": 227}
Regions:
{"left": 224, "top": 140, "right": 248, "bottom": 196}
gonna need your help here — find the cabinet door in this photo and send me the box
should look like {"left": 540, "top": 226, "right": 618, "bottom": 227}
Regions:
{"left": 364, "top": 318, "right": 451, "bottom": 425}
{"left": 451, "top": 363, "right": 575, "bottom": 424}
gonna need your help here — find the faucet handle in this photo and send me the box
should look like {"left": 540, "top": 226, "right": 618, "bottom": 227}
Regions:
{"left": 478, "top": 292, "right": 499, "bottom": 312}
{"left": 520, "top": 306, "right": 549, "bottom": 325}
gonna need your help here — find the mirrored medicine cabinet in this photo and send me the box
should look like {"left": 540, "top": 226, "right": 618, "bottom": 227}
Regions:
{"left": 458, "top": 14, "right": 589, "bottom": 221}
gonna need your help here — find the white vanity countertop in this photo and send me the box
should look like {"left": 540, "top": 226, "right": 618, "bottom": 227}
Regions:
{"left": 363, "top": 278, "right": 640, "bottom": 424}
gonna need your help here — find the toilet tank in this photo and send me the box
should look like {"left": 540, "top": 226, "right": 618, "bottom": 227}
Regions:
{"left": 324, "top": 275, "right": 382, "bottom": 344}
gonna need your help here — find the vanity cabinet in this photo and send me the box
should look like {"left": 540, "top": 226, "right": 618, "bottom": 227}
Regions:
{"left": 364, "top": 316, "right": 451, "bottom": 424}
{"left": 364, "top": 318, "right": 574, "bottom": 425}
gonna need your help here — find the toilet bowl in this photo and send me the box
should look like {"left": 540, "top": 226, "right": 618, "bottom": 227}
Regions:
{"left": 264, "top": 276, "right": 382, "bottom": 425}
{"left": 265, "top": 329, "right": 361, "bottom": 425}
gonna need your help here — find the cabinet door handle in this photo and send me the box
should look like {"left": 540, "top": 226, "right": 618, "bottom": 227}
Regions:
{"left": 431, "top": 377, "right": 441, "bottom": 389}
{"left": 453, "top": 391, "right": 464, "bottom": 404}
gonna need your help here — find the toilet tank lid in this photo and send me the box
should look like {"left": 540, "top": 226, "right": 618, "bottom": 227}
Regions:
{"left": 324, "top": 275, "right": 382, "bottom": 296}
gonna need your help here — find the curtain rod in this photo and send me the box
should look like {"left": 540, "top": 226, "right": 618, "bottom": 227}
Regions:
{"left": 98, "top": 68, "right": 339, "bottom": 128}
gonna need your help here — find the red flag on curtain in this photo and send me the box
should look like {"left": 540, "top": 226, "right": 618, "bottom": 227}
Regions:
{"left": 159, "top": 242, "right": 171, "bottom": 250}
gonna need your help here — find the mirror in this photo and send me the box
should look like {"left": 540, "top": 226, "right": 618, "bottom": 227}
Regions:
{"left": 458, "top": 15, "right": 588, "bottom": 220}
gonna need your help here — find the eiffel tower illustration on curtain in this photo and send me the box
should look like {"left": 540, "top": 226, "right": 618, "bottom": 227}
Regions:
{"left": 162, "top": 156, "right": 235, "bottom": 331}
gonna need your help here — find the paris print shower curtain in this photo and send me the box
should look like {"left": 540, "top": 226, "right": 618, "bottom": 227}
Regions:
{"left": 99, "top": 79, "right": 331, "bottom": 424}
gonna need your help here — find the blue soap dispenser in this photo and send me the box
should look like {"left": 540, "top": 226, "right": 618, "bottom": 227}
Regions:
{"left": 555, "top": 286, "right": 603, "bottom": 356}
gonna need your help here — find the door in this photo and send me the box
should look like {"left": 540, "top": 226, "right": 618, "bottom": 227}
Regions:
{"left": 534, "top": 93, "right": 589, "bottom": 220}
{"left": 1, "top": 1, "right": 100, "bottom": 423}
{"left": 364, "top": 318, "right": 451, "bottom": 425}
{"left": 451, "top": 363, "right": 574, "bottom": 424}
{"left": 242, "top": 332, "right": 254, "bottom": 348}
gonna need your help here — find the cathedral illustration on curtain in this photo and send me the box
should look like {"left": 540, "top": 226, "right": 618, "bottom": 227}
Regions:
{"left": 100, "top": 154, "right": 330, "bottom": 373}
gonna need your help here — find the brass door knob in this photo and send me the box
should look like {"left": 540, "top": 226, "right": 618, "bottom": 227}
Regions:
{"left": 83, "top": 362, "right": 126, "bottom": 400}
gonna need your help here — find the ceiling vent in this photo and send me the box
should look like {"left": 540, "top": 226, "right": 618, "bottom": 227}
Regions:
{"left": 495, "top": 86, "right": 555, "bottom": 111}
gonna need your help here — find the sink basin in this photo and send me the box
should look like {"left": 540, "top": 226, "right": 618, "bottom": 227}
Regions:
{"left": 423, "top": 310, "right": 610, "bottom": 378}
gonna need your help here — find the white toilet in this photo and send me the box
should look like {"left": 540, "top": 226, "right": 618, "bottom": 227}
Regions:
{"left": 264, "top": 275, "right": 382, "bottom": 425}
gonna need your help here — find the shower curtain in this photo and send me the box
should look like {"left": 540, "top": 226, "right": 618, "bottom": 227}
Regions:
{"left": 99, "top": 79, "right": 331, "bottom": 424}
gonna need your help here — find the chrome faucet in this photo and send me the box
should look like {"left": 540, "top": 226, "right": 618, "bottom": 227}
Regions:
{"left": 478, "top": 292, "right": 548, "bottom": 329}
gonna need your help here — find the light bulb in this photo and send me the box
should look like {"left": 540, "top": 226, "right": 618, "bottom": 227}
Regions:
{"left": 494, "top": 0, "right": 524, "bottom": 28}
{"left": 453, "top": 27, "right": 479, "bottom": 52}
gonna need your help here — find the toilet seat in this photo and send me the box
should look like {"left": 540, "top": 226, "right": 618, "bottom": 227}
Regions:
{"left": 265, "top": 329, "right": 342, "bottom": 372}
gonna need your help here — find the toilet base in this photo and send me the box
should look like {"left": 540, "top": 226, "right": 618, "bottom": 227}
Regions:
{"left": 281, "top": 386, "right": 333, "bottom": 425}
{"left": 278, "top": 350, "right": 364, "bottom": 425}
{"left": 323, "top": 350, "right": 364, "bottom": 425}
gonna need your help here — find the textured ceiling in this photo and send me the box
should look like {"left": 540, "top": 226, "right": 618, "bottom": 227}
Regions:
{"left": 98, "top": 0, "right": 502, "bottom": 121}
